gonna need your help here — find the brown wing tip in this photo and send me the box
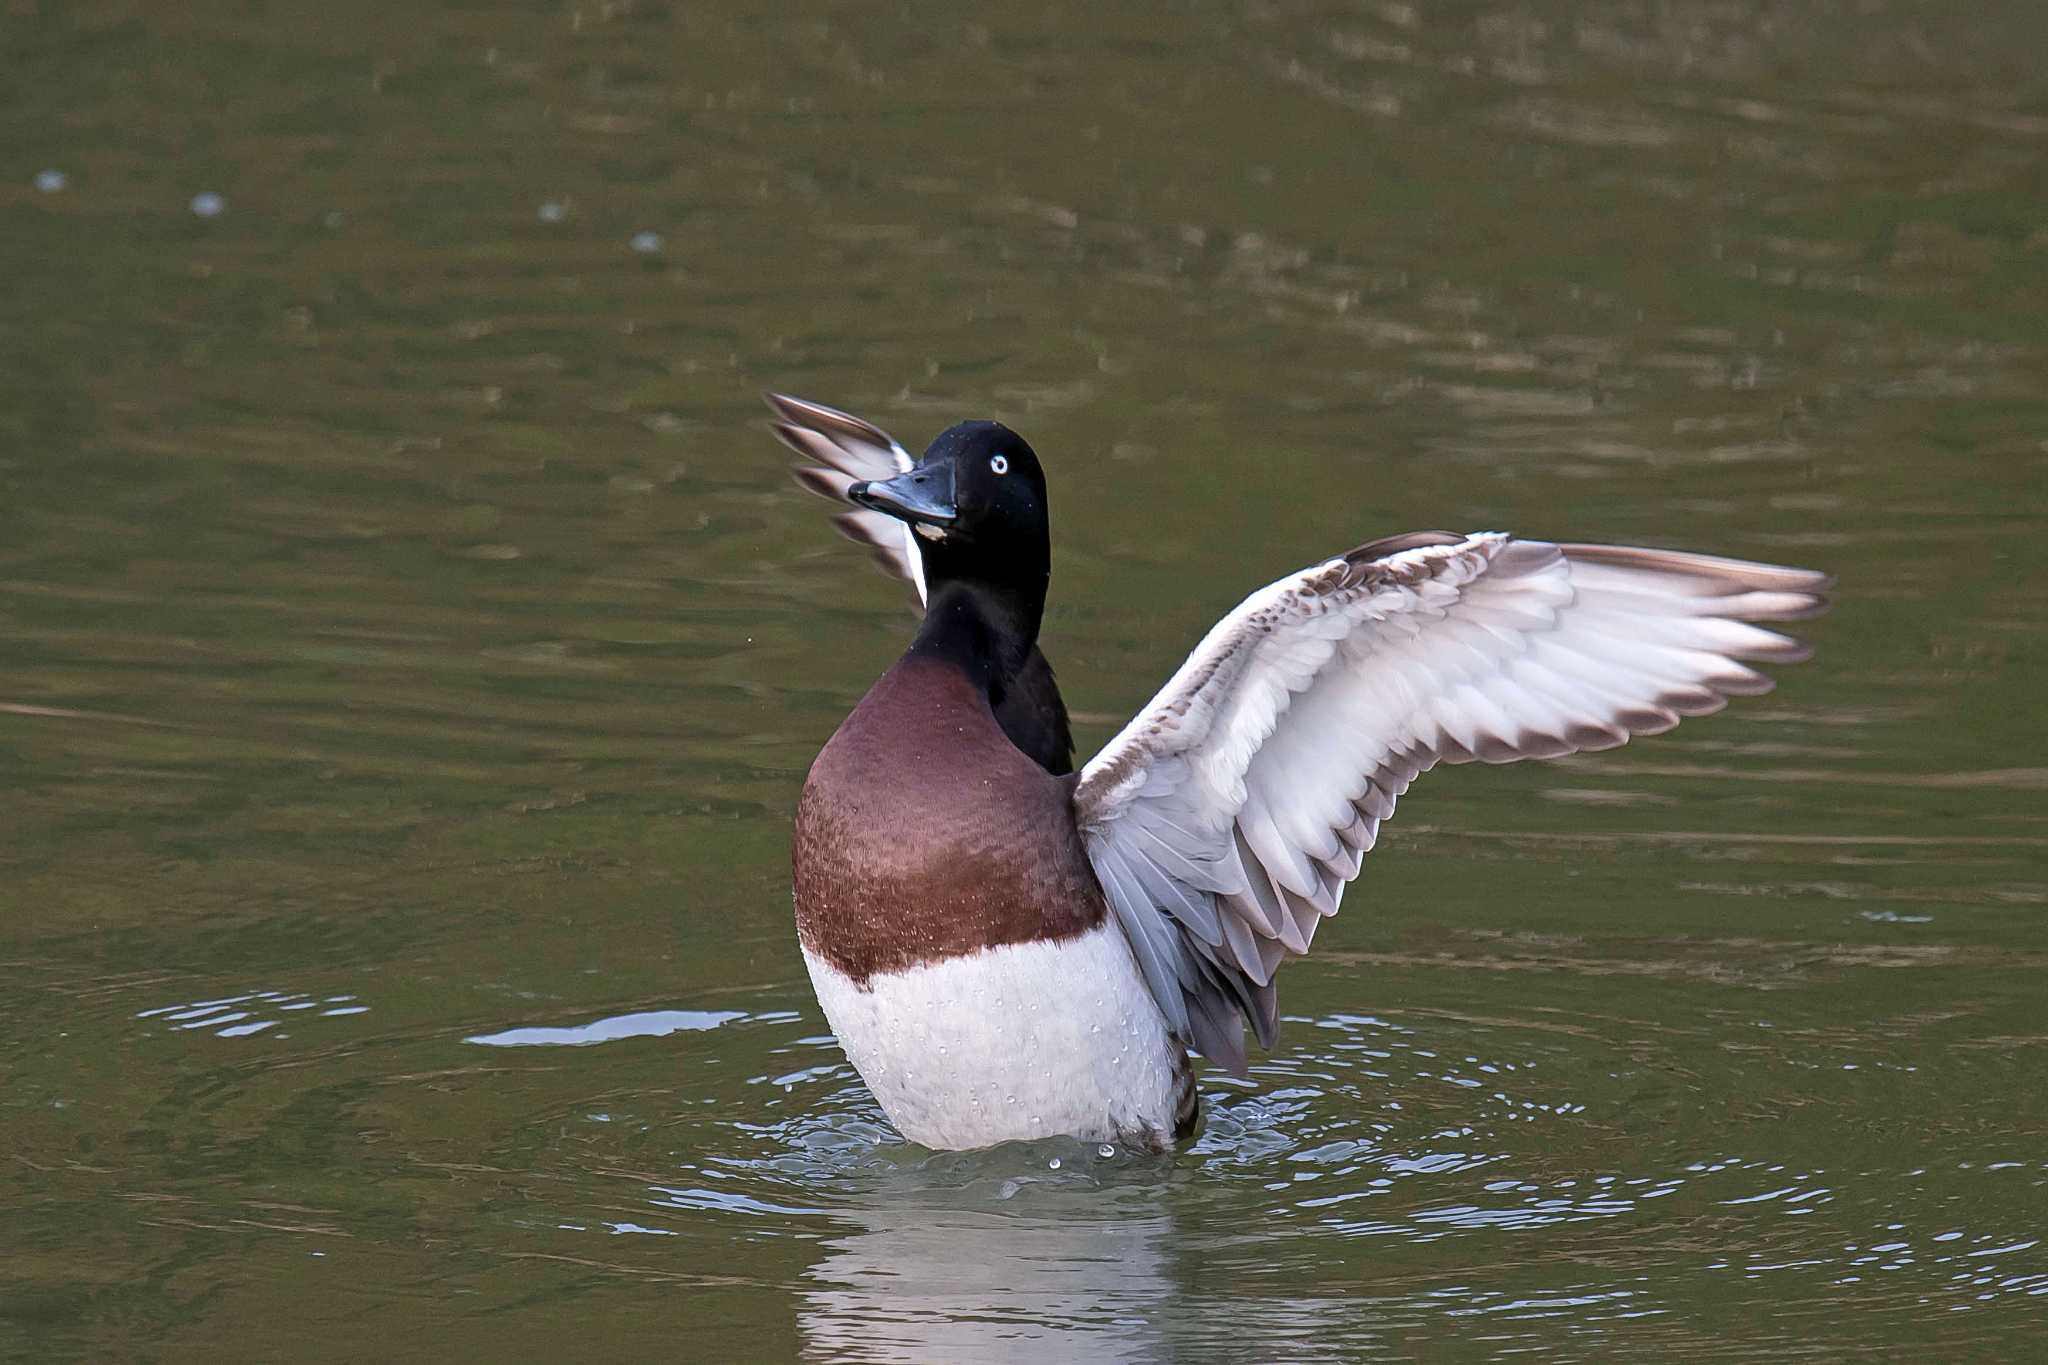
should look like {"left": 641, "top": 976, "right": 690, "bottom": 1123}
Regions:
{"left": 769, "top": 419, "right": 819, "bottom": 457}
{"left": 832, "top": 510, "right": 882, "bottom": 546}
{"left": 763, "top": 391, "right": 829, "bottom": 425}
{"left": 1756, "top": 593, "right": 1833, "bottom": 623}
{"left": 1342, "top": 530, "right": 1467, "bottom": 567}
{"left": 790, "top": 463, "right": 854, "bottom": 503}
{"left": 1562, "top": 541, "right": 1835, "bottom": 595}
{"left": 763, "top": 391, "right": 898, "bottom": 451}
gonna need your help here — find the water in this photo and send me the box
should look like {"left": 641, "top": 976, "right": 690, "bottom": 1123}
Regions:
{"left": 5, "top": 1, "right": 2045, "bottom": 1358}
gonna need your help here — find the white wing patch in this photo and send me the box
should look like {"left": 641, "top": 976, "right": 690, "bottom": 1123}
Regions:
{"left": 768, "top": 393, "right": 926, "bottom": 606}
{"left": 1073, "top": 532, "right": 1831, "bottom": 1073}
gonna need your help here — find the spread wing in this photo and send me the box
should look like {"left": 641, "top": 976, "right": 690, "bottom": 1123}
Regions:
{"left": 766, "top": 393, "right": 925, "bottom": 607}
{"left": 1072, "top": 531, "right": 1831, "bottom": 1073}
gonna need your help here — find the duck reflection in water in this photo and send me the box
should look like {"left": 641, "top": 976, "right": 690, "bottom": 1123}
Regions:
{"left": 799, "top": 1158, "right": 1176, "bottom": 1364}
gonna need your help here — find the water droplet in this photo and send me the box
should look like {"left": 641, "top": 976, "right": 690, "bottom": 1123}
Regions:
{"left": 1005, "top": 1094, "right": 1017, "bottom": 1105}
{"left": 629, "top": 230, "right": 663, "bottom": 254}
{"left": 1047, "top": 1156, "right": 1062, "bottom": 1171}
{"left": 33, "top": 169, "right": 67, "bottom": 193}
{"left": 538, "top": 201, "right": 567, "bottom": 223}
{"left": 1089, "top": 1023, "right": 1100, "bottom": 1034}
{"left": 190, "top": 191, "right": 226, "bottom": 217}
{"left": 1099, "top": 1144, "right": 1115, "bottom": 1159}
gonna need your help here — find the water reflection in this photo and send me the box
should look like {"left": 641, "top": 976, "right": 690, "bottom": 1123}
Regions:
{"left": 799, "top": 1175, "right": 1177, "bottom": 1365}
{"left": 647, "top": 1003, "right": 2048, "bottom": 1353}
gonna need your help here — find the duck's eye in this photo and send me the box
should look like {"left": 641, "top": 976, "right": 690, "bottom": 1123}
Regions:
{"left": 989, "top": 454, "right": 1009, "bottom": 476}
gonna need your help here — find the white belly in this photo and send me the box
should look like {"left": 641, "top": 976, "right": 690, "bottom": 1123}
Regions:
{"left": 801, "top": 923, "right": 1186, "bottom": 1151}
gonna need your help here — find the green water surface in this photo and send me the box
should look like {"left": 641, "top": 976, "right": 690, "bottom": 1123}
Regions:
{"left": 4, "top": 2, "right": 2046, "bottom": 1359}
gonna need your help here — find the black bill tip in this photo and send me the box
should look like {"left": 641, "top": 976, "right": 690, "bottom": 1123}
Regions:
{"left": 848, "top": 467, "right": 957, "bottom": 527}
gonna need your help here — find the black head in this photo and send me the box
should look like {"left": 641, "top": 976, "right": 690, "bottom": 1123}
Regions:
{"left": 848, "top": 420, "right": 1050, "bottom": 603}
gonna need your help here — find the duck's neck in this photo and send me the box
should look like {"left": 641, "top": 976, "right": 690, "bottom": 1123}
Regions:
{"left": 908, "top": 578, "right": 1044, "bottom": 704}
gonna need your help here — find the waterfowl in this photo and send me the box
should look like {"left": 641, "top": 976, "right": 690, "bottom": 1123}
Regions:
{"left": 769, "top": 393, "right": 1831, "bottom": 1153}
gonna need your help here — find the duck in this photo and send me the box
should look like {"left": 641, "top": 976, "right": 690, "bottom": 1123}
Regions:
{"left": 768, "top": 393, "right": 1831, "bottom": 1153}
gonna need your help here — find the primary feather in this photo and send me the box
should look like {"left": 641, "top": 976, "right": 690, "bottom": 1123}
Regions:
{"left": 768, "top": 392, "right": 926, "bottom": 605}
{"left": 1072, "top": 532, "right": 1831, "bottom": 1073}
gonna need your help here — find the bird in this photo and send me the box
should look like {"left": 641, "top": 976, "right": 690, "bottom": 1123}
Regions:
{"left": 767, "top": 393, "right": 1830, "bottom": 1153}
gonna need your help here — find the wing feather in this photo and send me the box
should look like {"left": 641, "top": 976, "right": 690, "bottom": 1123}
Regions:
{"left": 766, "top": 393, "right": 925, "bottom": 606}
{"left": 1075, "top": 532, "right": 1830, "bottom": 1073}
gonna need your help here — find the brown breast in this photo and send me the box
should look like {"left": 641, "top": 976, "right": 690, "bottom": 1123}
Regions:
{"left": 793, "top": 656, "right": 1107, "bottom": 983}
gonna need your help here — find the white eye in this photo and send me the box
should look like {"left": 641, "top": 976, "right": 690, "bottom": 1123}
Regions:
{"left": 989, "top": 454, "right": 1009, "bottom": 475}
